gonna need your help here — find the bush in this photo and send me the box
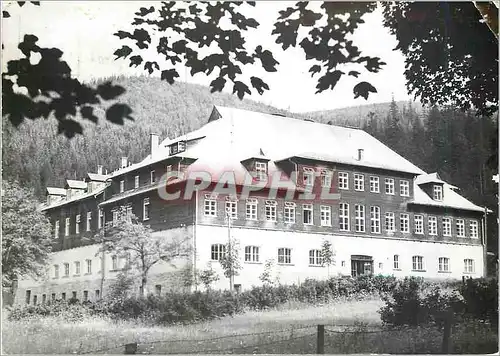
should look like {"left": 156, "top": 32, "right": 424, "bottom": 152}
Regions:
{"left": 458, "top": 277, "right": 498, "bottom": 326}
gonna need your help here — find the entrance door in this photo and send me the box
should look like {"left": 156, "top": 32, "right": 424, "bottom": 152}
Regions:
{"left": 350, "top": 255, "right": 373, "bottom": 277}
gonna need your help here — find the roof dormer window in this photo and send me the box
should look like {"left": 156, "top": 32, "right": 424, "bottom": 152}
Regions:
{"left": 255, "top": 161, "right": 268, "bottom": 181}
{"left": 169, "top": 141, "right": 186, "bottom": 156}
{"left": 433, "top": 185, "right": 443, "bottom": 201}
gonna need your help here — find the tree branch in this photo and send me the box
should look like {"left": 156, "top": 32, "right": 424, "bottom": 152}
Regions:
{"left": 474, "top": 1, "right": 498, "bottom": 40}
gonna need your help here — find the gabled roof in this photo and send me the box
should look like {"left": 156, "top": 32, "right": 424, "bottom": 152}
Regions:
{"left": 86, "top": 173, "right": 110, "bottom": 182}
{"left": 46, "top": 187, "right": 66, "bottom": 196}
{"left": 40, "top": 185, "right": 106, "bottom": 211}
{"left": 410, "top": 175, "right": 485, "bottom": 213}
{"left": 415, "top": 172, "right": 445, "bottom": 185}
{"left": 65, "top": 180, "right": 87, "bottom": 189}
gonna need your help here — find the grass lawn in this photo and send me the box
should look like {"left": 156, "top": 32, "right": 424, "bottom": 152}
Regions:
{"left": 3, "top": 297, "right": 497, "bottom": 354}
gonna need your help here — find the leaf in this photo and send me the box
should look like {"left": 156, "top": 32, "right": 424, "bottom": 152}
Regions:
{"left": 80, "top": 106, "right": 99, "bottom": 123}
{"left": 114, "top": 30, "right": 133, "bottom": 40}
{"left": 135, "top": 6, "right": 155, "bottom": 17}
{"left": 129, "top": 55, "right": 143, "bottom": 67}
{"left": 3, "top": 11, "right": 10, "bottom": 18}
{"left": 18, "top": 34, "right": 39, "bottom": 57}
{"left": 114, "top": 45, "right": 133, "bottom": 59}
{"left": 30, "top": 1, "right": 40, "bottom": 5}
{"left": 348, "top": 71, "right": 361, "bottom": 78}
{"left": 309, "top": 65, "right": 321, "bottom": 77}
{"left": 160, "top": 69, "right": 179, "bottom": 84}
{"left": 232, "top": 81, "right": 251, "bottom": 99}
{"left": 144, "top": 61, "right": 159, "bottom": 74}
{"left": 106, "top": 103, "right": 134, "bottom": 124}
{"left": 210, "top": 77, "right": 226, "bottom": 93}
{"left": 315, "top": 70, "right": 343, "bottom": 93}
{"left": 250, "top": 76, "right": 269, "bottom": 95}
{"left": 97, "top": 82, "right": 126, "bottom": 100}
{"left": 171, "top": 40, "right": 188, "bottom": 54}
{"left": 58, "top": 119, "right": 83, "bottom": 138}
{"left": 353, "top": 81, "right": 377, "bottom": 100}
{"left": 17, "top": 1, "right": 26, "bottom": 7}
{"left": 254, "top": 46, "right": 279, "bottom": 72}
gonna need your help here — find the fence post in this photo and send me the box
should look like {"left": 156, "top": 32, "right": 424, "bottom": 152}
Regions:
{"left": 441, "top": 312, "right": 453, "bottom": 354}
{"left": 124, "top": 342, "right": 137, "bottom": 354}
{"left": 317, "top": 325, "right": 325, "bottom": 354}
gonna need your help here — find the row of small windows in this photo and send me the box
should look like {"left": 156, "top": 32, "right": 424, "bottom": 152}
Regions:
{"left": 204, "top": 199, "right": 479, "bottom": 238}
{"left": 211, "top": 244, "right": 325, "bottom": 266}
{"left": 393, "top": 255, "right": 476, "bottom": 274}
{"left": 337, "top": 173, "right": 411, "bottom": 197}
{"left": 118, "top": 166, "right": 174, "bottom": 193}
{"left": 25, "top": 289, "right": 100, "bottom": 305}
{"left": 52, "top": 256, "right": 127, "bottom": 278}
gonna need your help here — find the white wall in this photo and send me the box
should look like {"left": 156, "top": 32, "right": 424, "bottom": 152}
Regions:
{"left": 195, "top": 225, "right": 484, "bottom": 291}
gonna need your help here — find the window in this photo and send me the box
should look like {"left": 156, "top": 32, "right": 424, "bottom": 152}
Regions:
{"left": 154, "top": 285, "right": 162, "bottom": 296}
{"left": 412, "top": 256, "right": 424, "bottom": 271}
{"left": 170, "top": 141, "right": 186, "bottom": 155}
{"left": 370, "top": 176, "right": 380, "bottom": 193}
{"left": 265, "top": 200, "right": 277, "bottom": 222}
{"left": 211, "top": 244, "right": 226, "bottom": 261}
{"left": 456, "top": 219, "right": 465, "bottom": 237}
{"left": 25, "top": 290, "right": 32, "bottom": 304}
{"left": 246, "top": 199, "right": 257, "bottom": 220}
{"left": 400, "top": 213, "right": 409, "bottom": 233}
{"left": 64, "top": 263, "right": 70, "bottom": 277}
{"left": 385, "top": 178, "right": 395, "bottom": 195}
{"left": 400, "top": 180, "right": 410, "bottom": 197}
{"left": 86, "top": 259, "right": 92, "bottom": 274}
{"left": 143, "top": 197, "right": 150, "bottom": 220}
{"left": 83, "top": 291, "right": 88, "bottom": 302}
{"left": 245, "top": 246, "right": 260, "bottom": 262}
{"left": 204, "top": 198, "right": 216, "bottom": 217}
{"left": 354, "top": 173, "right": 364, "bottom": 191}
{"left": 65, "top": 217, "right": 70, "bottom": 236}
{"left": 385, "top": 212, "right": 395, "bottom": 232}
{"left": 370, "top": 206, "right": 381, "bottom": 233}
{"left": 320, "top": 206, "right": 331, "bottom": 226}
{"left": 393, "top": 255, "right": 400, "bottom": 269}
{"left": 95, "top": 290, "right": 100, "bottom": 300}
{"left": 303, "top": 168, "right": 315, "bottom": 186}
{"left": 355, "top": 204, "right": 365, "bottom": 232}
{"left": 150, "top": 170, "right": 156, "bottom": 184}
{"left": 166, "top": 165, "right": 172, "bottom": 173}
{"left": 428, "top": 216, "right": 437, "bottom": 235}
{"left": 54, "top": 265, "right": 59, "bottom": 278}
{"left": 470, "top": 220, "right": 478, "bottom": 238}
{"left": 321, "top": 170, "right": 332, "bottom": 188}
{"left": 443, "top": 218, "right": 452, "bottom": 236}
{"left": 98, "top": 208, "right": 103, "bottom": 229}
{"left": 278, "top": 248, "right": 292, "bottom": 264}
{"left": 126, "top": 205, "right": 133, "bottom": 220}
{"left": 339, "top": 203, "right": 349, "bottom": 231}
{"left": 134, "top": 175, "right": 139, "bottom": 189}
{"left": 225, "top": 200, "right": 237, "bottom": 219}
{"left": 338, "top": 172, "right": 349, "bottom": 190}
{"left": 74, "top": 261, "right": 80, "bottom": 275}
{"left": 75, "top": 214, "right": 80, "bottom": 234}
{"left": 464, "top": 259, "right": 475, "bottom": 273}
{"left": 86, "top": 212, "right": 91, "bottom": 232}
{"left": 438, "top": 257, "right": 450, "bottom": 272}
{"left": 414, "top": 215, "right": 424, "bottom": 234}
{"left": 309, "top": 249, "right": 323, "bottom": 266}
{"left": 120, "top": 180, "right": 125, "bottom": 193}
{"left": 255, "top": 161, "right": 267, "bottom": 181}
{"left": 112, "top": 210, "right": 119, "bottom": 226}
{"left": 72, "top": 291, "right": 77, "bottom": 300}
{"left": 284, "top": 202, "right": 296, "bottom": 224}
{"left": 42, "top": 294, "right": 46, "bottom": 304}
{"left": 433, "top": 185, "right": 443, "bottom": 201}
{"left": 61, "top": 292, "right": 66, "bottom": 300}
{"left": 111, "top": 256, "right": 118, "bottom": 270}
{"left": 54, "top": 220, "right": 60, "bottom": 238}
{"left": 33, "top": 295, "right": 37, "bottom": 305}
{"left": 303, "top": 204, "right": 313, "bottom": 225}
{"left": 51, "top": 293, "right": 56, "bottom": 301}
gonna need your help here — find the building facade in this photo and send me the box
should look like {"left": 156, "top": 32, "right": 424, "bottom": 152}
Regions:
{"left": 15, "top": 106, "right": 487, "bottom": 305}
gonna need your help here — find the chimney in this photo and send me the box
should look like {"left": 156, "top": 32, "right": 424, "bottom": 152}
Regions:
{"left": 121, "top": 157, "right": 128, "bottom": 169}
{"left": 150, "top": 133, "right": 159, "bottom": 158}
{"left": 357, "top": 148, "right": 364, "bottom": 161}
{"left": 97, "top": 165, "right": 103, "bottom": 175}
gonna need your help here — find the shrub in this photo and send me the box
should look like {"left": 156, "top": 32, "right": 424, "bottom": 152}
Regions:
{"left": 457, "top": 277, "right": 498, "bottom": 326}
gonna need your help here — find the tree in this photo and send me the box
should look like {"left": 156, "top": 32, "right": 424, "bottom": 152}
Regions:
{"left": 320, "top": 239, "right": 336, "bottom": 277}
{"left": 1, "top": 180, "right": 52, "bottom": 287}
{"left": 198, "top": 262, "right": 220, "bottom": 291}
{"left": 94, "top": 207, "right": 191, "bottom": 297}
{"left": 218, "top": 237, "right": 242, "bottom": 291}
{"left": 259, "top": 259, "right": 279, "bottom": 286}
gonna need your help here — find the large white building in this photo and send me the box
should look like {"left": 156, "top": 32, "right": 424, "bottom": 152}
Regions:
{"left": 16, "top": 106, "right": 487, "bottom": 305}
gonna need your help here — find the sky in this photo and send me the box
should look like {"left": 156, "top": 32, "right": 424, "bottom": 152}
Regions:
{"left": 1, "top": 1, "right": 411, "bottom": 113}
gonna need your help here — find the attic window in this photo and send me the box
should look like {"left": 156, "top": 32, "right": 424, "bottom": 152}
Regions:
{"left": 169, "top": 141, "right": 186, "bottom": 156}
{"left": 433, "top": 185, "right": 443, "bottom": 201}
{"left": 255, "top": 161, "right": 268, "bottom": 181}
